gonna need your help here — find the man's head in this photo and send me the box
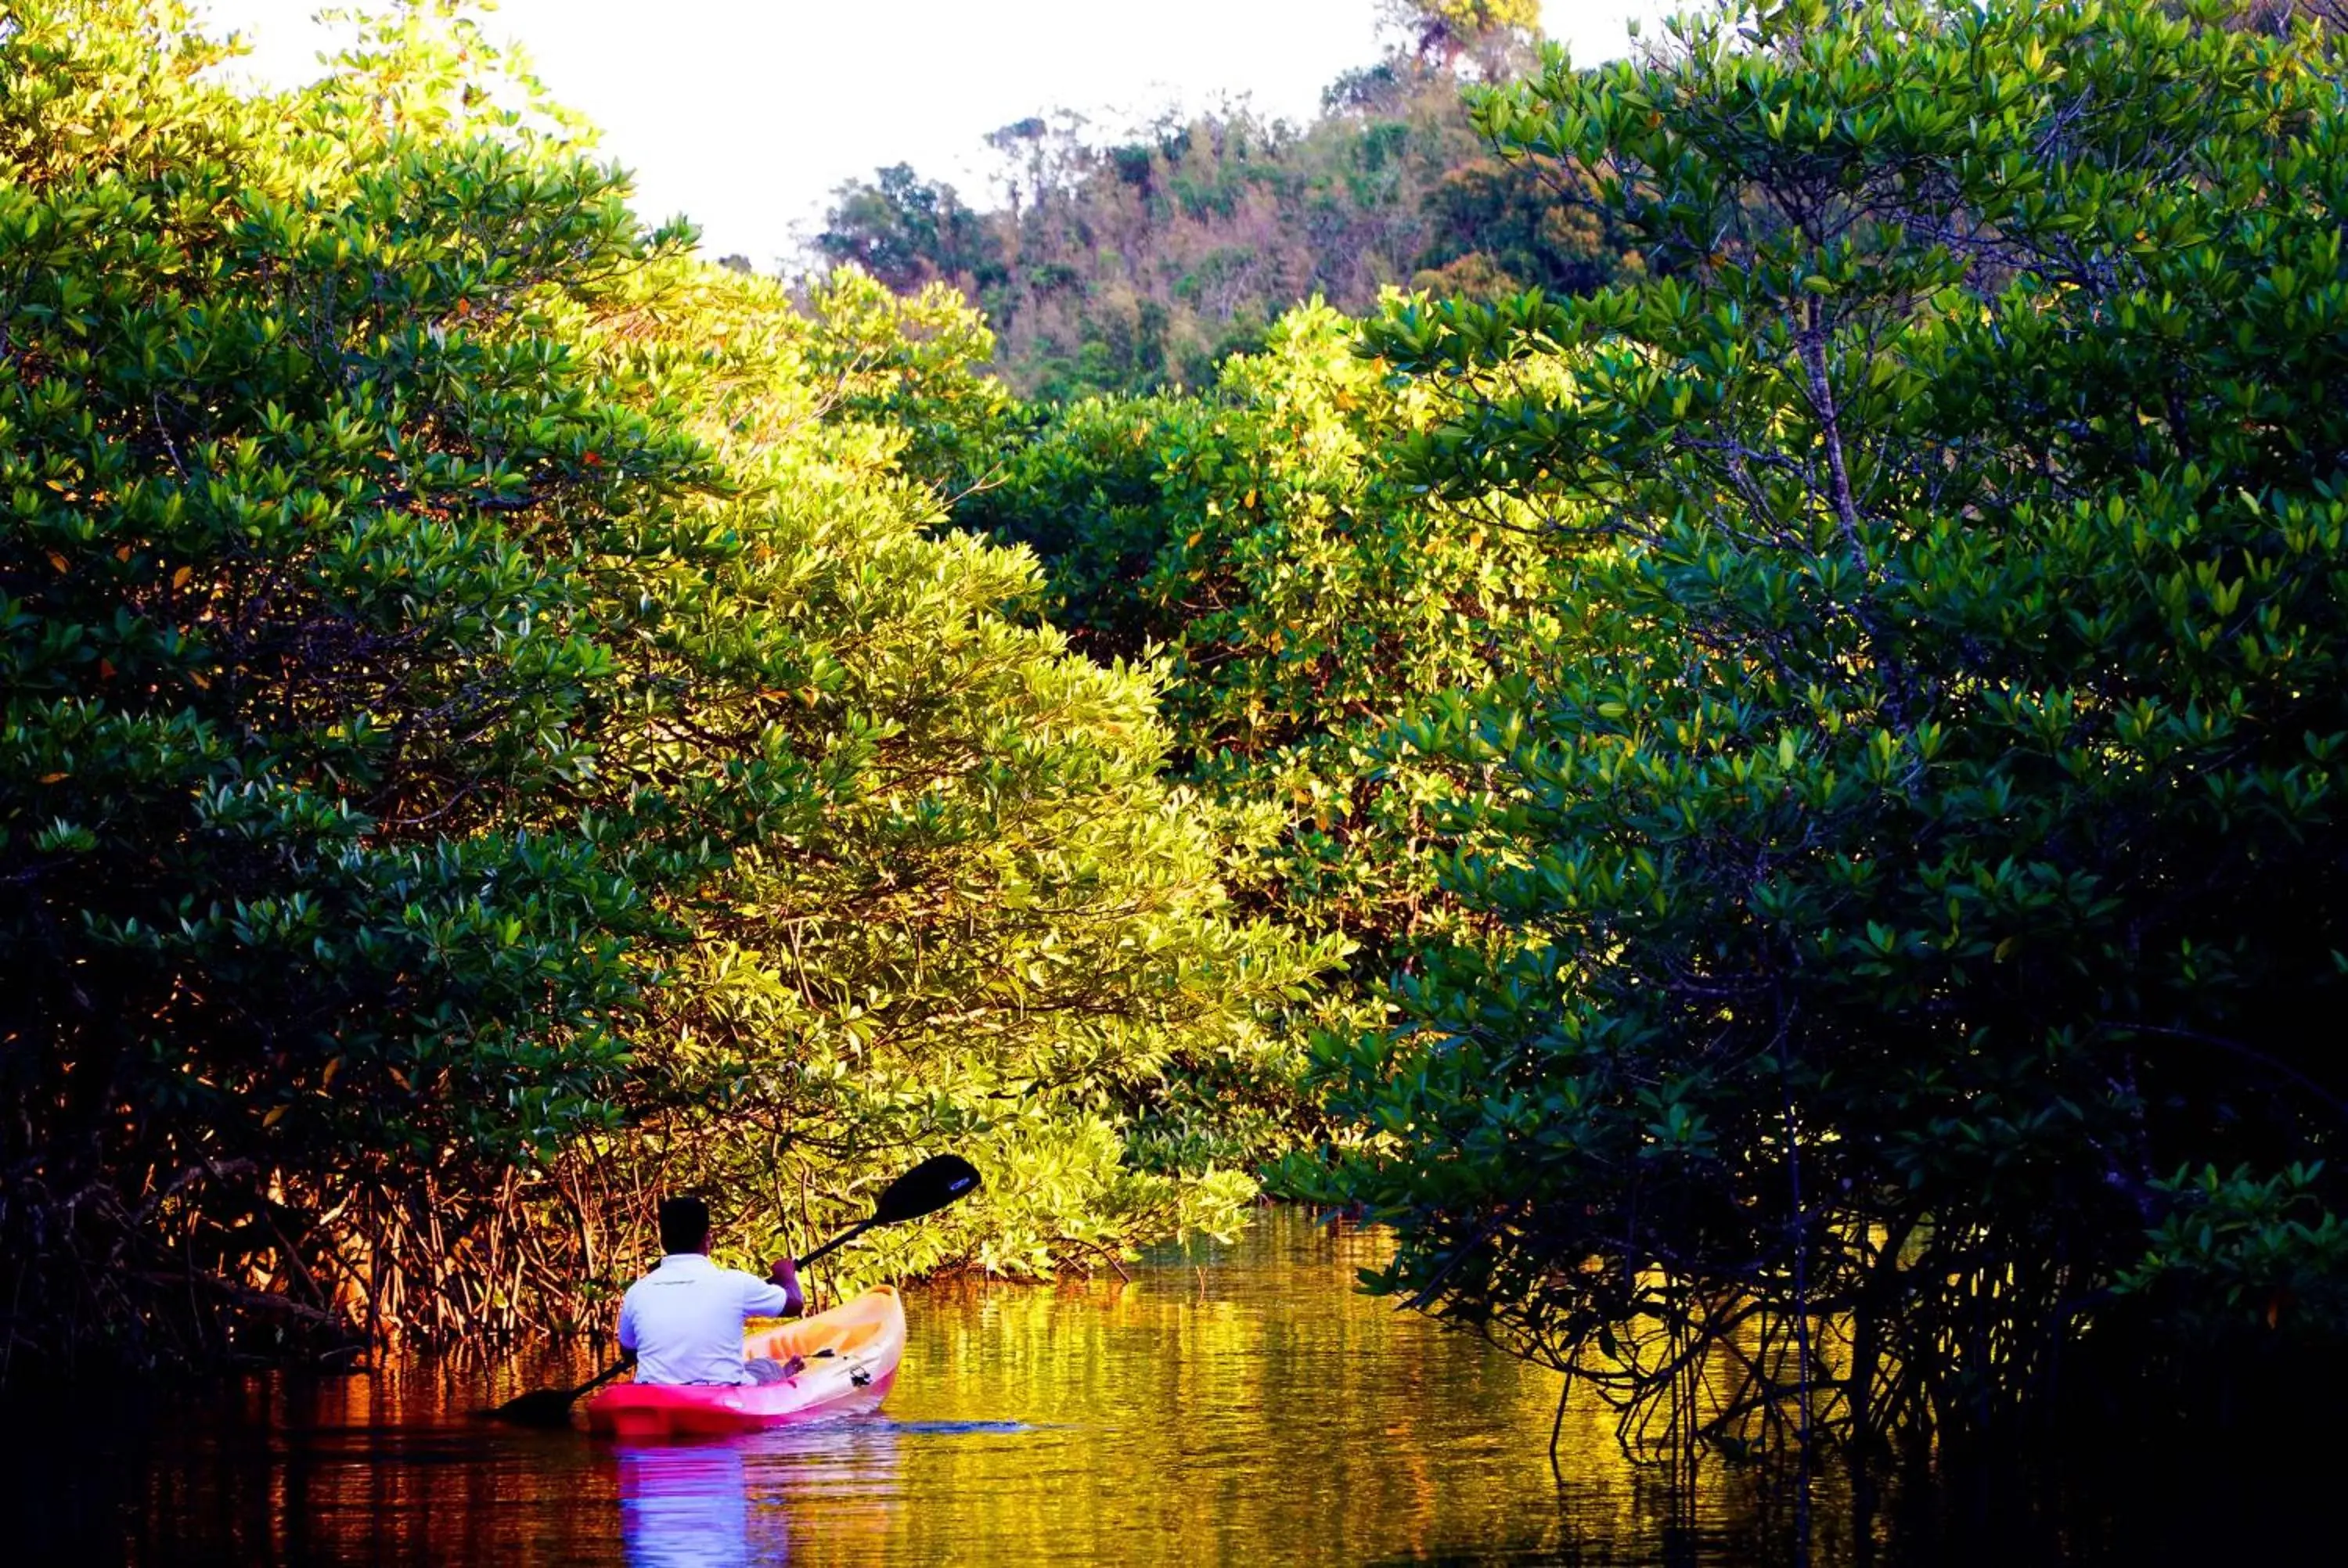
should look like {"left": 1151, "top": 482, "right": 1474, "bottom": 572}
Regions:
{"left": 657, "top": 1194, "right": 711, "bottom": 1256}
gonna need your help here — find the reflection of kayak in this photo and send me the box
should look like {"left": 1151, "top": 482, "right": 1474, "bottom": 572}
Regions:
{"left": 615, "top": 1444, "right": 750, "bottom": 1567}
{"left": 587, "top": 1286, "right": 906, "bottom": 1439}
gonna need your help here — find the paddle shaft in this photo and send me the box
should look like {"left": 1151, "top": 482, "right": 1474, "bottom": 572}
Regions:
{"left": 794, "top": 1218, "right": 874, "bottom": 1272}
{"left": 574, "top": 1357, "right": 633, "bottom": 1399}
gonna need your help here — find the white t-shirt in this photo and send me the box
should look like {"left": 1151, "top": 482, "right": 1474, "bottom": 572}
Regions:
{"left": 616, "top": 1253, "right": 796, "bottom": 1386}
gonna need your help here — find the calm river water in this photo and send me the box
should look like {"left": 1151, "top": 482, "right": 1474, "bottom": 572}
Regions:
{"left": 0, "top": 1209, "right": 2299, "bottom": 1565}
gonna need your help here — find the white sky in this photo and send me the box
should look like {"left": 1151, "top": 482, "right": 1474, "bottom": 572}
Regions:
{"left": 195, "top": 1, "right": 1661, "bottom": 268}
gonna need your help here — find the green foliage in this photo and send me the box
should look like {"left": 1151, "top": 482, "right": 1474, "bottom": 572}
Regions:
{"left": 541, "top": 256, "right": 1337, "bottom": 1310}
{"left": 1413, "top": 151, "right": 1646, "bottom": 301}
{"left": 0, "top": 0, "right": 1330, "bottom": 1365}
{"left": 2, "top": 0, "right": 695, "bottom": 1354}
{"left": 1302, "top": 0, "right": 2348, "bottom": 1453}
{"left": 814, "top": 163, "right": 1003, "bottom": 296}
{"left": 2116, "top": 1163, "right": 2348, "bottom": 1344}
{"left": 960, "top": 303, "right": 1558, "bottom": 1002}
{"left": 793, "top": 267, "right": 1021, "bottom": 497}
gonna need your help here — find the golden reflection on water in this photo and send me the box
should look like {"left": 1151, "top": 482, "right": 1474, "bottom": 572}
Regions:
{"left": 35, "top": 1211, "right": 1793, "bottom": 1566}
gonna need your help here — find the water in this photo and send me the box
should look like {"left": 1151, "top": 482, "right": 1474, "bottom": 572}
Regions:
{"left": 18, "top": 1208, "right": 2283, "bottom": 1566}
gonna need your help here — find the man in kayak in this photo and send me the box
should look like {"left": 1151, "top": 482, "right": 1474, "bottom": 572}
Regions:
{"left": 618, "top": 1195, "right": 807, "bottom": 1385}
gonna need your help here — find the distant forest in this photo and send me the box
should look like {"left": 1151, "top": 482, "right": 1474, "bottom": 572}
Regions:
{"left": 793, "top": 1, "right": 1638, "bottom": 398}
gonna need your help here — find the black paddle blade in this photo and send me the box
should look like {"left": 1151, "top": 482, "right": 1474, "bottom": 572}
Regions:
{"left": 871, "top": 1153, "right": 982, "bottom": 1225}
{"left": 481, "top": 1386, "right": 585, "bottom": 1426}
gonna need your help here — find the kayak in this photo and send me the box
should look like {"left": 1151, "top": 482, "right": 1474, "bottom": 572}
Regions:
{"left": 584, "top": 1285, "right": 906, "bottom": 1439}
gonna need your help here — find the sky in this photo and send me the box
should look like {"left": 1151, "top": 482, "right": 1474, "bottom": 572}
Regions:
{"left": 196, "top": 1, "right": 1660, "bottom": 268}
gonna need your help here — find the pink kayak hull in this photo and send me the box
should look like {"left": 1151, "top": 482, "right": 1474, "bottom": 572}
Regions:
{"left": 585, "top": 1285, "right": 906, "bottom": 1438}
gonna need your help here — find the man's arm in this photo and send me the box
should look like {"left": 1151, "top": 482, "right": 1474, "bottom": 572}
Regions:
{"left": 617, "top": 1293, "right": 638, "bottom": 1354}
{"left": 739, "top": 1257, "right": 804, "bottom": 1318}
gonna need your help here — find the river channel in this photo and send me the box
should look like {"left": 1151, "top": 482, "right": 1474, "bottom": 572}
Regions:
{"left": 2, "top": 1207, "right": 2292, "bottom": 1565}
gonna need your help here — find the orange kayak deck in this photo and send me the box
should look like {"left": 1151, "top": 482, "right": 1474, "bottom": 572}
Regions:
{"left": 584, "top": 1285, "right": 906, "bottom": 1439}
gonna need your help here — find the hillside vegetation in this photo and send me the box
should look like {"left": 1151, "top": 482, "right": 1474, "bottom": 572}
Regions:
{"left": 810, "top": 2, "right": 1639, "bottom": 398}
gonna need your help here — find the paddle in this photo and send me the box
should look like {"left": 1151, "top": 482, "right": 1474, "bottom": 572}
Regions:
{"left": 485, "top": 1153, "right": 981, "bottom": 1426}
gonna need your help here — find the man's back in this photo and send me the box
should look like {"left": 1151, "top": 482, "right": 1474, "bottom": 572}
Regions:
{"left": 618, "top": 1253, "right": 794, "bottom": 1386}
